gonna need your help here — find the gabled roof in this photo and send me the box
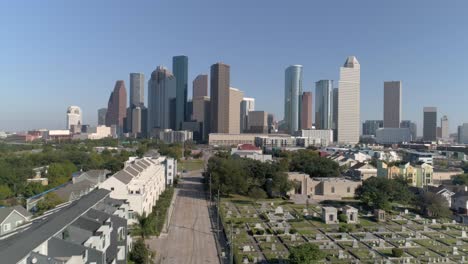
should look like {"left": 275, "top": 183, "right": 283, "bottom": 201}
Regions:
{"left": 54, "top": 179, "right": 96, "bottom": 201}
{"left": 124, "top": 166, "right": 139, "bottom": 177}
{"left": 0, "top": 205, "right": 31, "bottom": 224}
{"left": 113, "top": 170, "right": 133, "bottom": 184}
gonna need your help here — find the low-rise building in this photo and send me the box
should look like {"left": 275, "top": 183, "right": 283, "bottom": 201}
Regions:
{"left": 0, "top": 205, "right": 32, "bottom": 236}
{"left": 295, "top": 129, "right": 334, "bottom": 146}
{"left": 159, "top": 129, "right": 193, "bottom": 143}
{"left": 44, "top": 130, "right": 72, "bottom": 141}
{"left": 347, "top": 162, "right": 377, "bottom": 180}
{"left": 377, "top": 161, "right": 433, "bottom": 187}
{"left": 209, "top": 133, "right": 265, "bottom": 146}
{"left": 72, "top": 125, "right": 113, "bottom": 140}
{"left": 375, "top": 128, "right": 412, "bottom": 144}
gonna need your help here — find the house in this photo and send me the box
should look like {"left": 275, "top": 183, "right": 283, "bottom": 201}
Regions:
{"left": 451, "top": 190, "right": 468, "bottom": 214}
{"left": 347, "top": 162, "right": 377, "bottom": 180}
{"left": 100, "top": 156, "right": 169, "bottom": 220}
{"left": 0, "top": 189, "right": 131, "bottom": 264}
{"left": 377, "top": 160, "right": 433, "bottom": 187}
{"left": 426, "top": 185, "right": 456, "bottom": 207}
{"left": 0, "top": 205, "right": 32, "bottom": 236}
{"left": 27, "top": 166, "right": 49, "bottom": 186}
{"left": 288, "top": 172, "right": 361, "bottom": 200}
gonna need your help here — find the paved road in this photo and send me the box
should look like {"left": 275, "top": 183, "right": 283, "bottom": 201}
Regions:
{"left": 148, "top": 171, "right": 219, "bottom": 264}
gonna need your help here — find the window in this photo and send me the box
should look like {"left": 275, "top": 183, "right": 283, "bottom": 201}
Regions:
{"left": 329, "top": 214, "right": 334, "bottom": 221}
{"left": 331, "top": 187, "right": 335, "bottom": 193}
{"left": 3, "top": 223, "right": 11, "bottom": 232}
{"left": 347, "top": 187, "right": 351, "bottom": 193}
{"left": 15, "top": 220, "right": 23, "bottom": 227}
{"left": 111, "top": 187, "right": 114, "bottom": 191}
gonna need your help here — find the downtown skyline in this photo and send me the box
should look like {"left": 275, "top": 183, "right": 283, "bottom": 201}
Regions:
{"left": 1, "top": 1, "right": 468, "bottom": 134}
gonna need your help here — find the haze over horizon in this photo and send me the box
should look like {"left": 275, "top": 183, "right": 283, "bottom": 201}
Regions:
{"left": 1, "top": 0, "right": 468, "bottom": 135}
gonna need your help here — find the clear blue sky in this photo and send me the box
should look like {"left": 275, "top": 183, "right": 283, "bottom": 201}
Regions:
{"left": 1, "top": 0, "right": 467, "bottom": 135}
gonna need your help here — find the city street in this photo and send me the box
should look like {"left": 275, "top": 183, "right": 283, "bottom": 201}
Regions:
{"left": 147, "top": 170, "right": 220, "bottom": 264}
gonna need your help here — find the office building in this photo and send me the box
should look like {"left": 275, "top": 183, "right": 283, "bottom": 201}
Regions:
{"left": 296, "top": 129, "right": 334, "bottom": 146}
{"left": 105, "top": 80, "right": 127, "bottom": 131}
{"left": 284, "top": 65, "right": 303, "bottom": 134}
{"left": 332, "top": 87, "right": 339, "bottom": 141}
{"left": 66, "top": 106, "right": 82, "bottom": 130}
{"left": 229, "top": 87, "right": 244, "bottom": 134}
{"left": 247, "top": 110, "right": 268, "bottom": 133}
{"left": 458, "top": 123, "right": 468, "bottom": 144}
{"left": 193, "top": 74, "right": 208, "bottom": 97}
{"left": 383, "top": 81, "right": 402, "bottom": 128}
{"left": 375, "top": 128, "right": 411, "bottom": 144}
{"left": 158, "top": 129, "right": 193, "bottom": 144}
{"left": 400, "top": 120, "right": 417, "bottom": 140}
{"left": 192, "top": 96, "right": 211, "bottom": 141}
{"left": 129, "top": 73, "right": 144, "bottom": 107}
{"left": 338, "top": 56, "right": 361, "bottom": 145}
{"left": 97, "top": 108, "right": 107, "bottom": 126}
{"left": 267, "top": 113, "right": 276, "bottom": 133}
{"left": 441, "top": 115, "right": 449, "bottom": 139}
{"left": 240, "top": 97, "right": 255, "bottom": 132}
{"left": 131, "top": 106, "right": 142, "bottom": 136}
{"left": 148, "top": 66, "right": 177, "bottom": 134}
{"left": 210, "top": 62, "right": 230, "bottom": 133}
{"left": 315, "top": 80, "right": 333, "bottom": 129}
{"left": 301, "top": 91, "right": 312, "bottom": 129}
{"left": 423, "top": 107, "right": 437, "bottom": 141}
{"left": 173, "top": 55, "right": 188, "bottom": 129}
{"left": 362, "top": 120, "right": 383, "bottom": 136}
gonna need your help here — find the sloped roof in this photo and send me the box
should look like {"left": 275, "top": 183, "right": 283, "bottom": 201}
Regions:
{"left": 113, "top": 170, "right": 133, "bottom": 184}
{"left": 54, "top": 180, "right": 96, "bottom": 201}
{"left": 124, "top": 166, "right": 139, "bottom": 177}
{"left": 238, "top": 144, "right": 260, "bottom": 151}
{"left": 0, "top": 205, "right": 31, "bottom": 223}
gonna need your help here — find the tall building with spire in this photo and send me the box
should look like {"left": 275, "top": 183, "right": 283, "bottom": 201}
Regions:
{"left": 148, "top": 66, "right": 177, "bottom": 134}
{"left": 284, "top": 65, "right": 303, "bottom": 134}
{"left": 173, "top": 55, "right": 188, "bottom": 129}
{"left": 383, "top": 81, "right": 402, "bottom": 128}
{"left": 315, "top": 80, "right": 333, "bottom": 129}
{"left": 338, "top": 56, "right": 360, "bottom": 145}
{"left": 105, "top": 80, "right": 127, "bottom": 130}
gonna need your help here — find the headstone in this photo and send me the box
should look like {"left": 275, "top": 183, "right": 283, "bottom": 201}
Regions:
{"left": 452, "top": 220, "right": 457, "bottom": 224}
{"left": 255, "top": 223, "right": 262, "bottom": 229}
{"left": 243, "top": 245, "right": 250, "bottom": 252}
{"left": 369, "top": 251, "right": 376, "bottom": 258}
{"left": 432, "top": 219, "right": 437, "bottom": 225}
{"left": 243, "top": 257, "right": 249, "bottom": 264}
{"left": 401, "top": 226, "right": 406, "bottom": 232}
{"left": 404, "top": 240, "right": 411, "bottom": 247}
{"left": 424, "top": 226, "right": 429, "bottom": 232}
{"left": 338, "top": 250, "right": 345, "bottom": 259}
{"left": 352, "top": 239, "right": 359, "bottom": 248}
{"left": 378, "top": 239, "right": 385, "bottom": 247}
{"left": 341, "top": 233, "right": 347, "bottom": 240}
{"left": 313, "top": 212, "right": 318, "bottom": 217}
{"left": 453, "top": 247, "right": 459, "bottom": 255}
{"left": 253, "top": 214, "right": 257, "bottom": 218}
{"left": 275, "top": 206, "right": 284, "bottom": 215}
{"left": 415, "top": 214, "right": 421, "bottom": 220}
{"left": 303, "top": 208, "right": 308, "bottom": 214}
{"left": 462, "top": 256, "right": 465, "bottom": 262}
{"left": 316, "top": 234, "right": 323, "bottom": 240}
{"left": 462, "top": 230, "right": 467, "bottom": 238}
{"left": 291, "top": 234, "right": 296, "bottom": 241}
{"left": 227, "top": 210, "right": 232, "bottom": 215}
{"left": 271, "top": 244, "right": 276, "bottom": 251}
{"left": 446, "top": 226, "right": 450, "bottom": 231}
{"left": 457, "top": 240, "right": 463, "bottom": 246}
{"left": 404, "top": 209, "right": 409, "bottom": 214}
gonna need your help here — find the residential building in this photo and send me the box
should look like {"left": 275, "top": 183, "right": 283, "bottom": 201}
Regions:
{"left": 210, "top": 62, "right": 230, "bottom": 133}
{"left": 402, "top": 149, "right": 433, "bottom": 165}
{"left": 301, "top": 91, "right": 312, "bottom": 129}
{"left": 400, "top": 120, "right": 417, "bottom": 140}
{"left": 375, "top": 127, "right": 412, "bottom": 144}
{"left": 0, "top": 206, "right": 32, "bottom": 236}
{"left": 158, "top": 129, "right": 193, "bottom": 144}
{"left": 100, "top": 156, "right": 172, "bottom": 218}
{"left": 295, "top": 129, "right": 333, "bottom": 146}
{"left": 362, "top": 120, "right": 383, "bottom": 136}
{"left": 240, "top": 97, "right": 255, "bottom": 132}
{"left": 173, "top": 55, "right": 188, "bottom": 129}
{"left": 315, "top": 80, "right": 333, "bottom": 129}
{"left": 97, "top": 108, "right": 107, "bottom": 126}
{"left": 441, "top": 115, "right": 449, "bottom": 139}
{"left": 247, "top": 110, "right": 268, "bottom": 133}
{"left": 0, "top": 189, "right": 131, "bottom": 264}
{"left": 423, "top": 107, "right": 437, "bottom": 141}
{"left": 383, "top": 81, "right": 402, "bottom": 128}
{"left": 284, "top": 65, "right": 303, "bottom": 134}
{"left": 229, "top": 87, "right": 244, "bottom": 134}
{"left": 192, "top": 96, "right": 211, "bottom": 141}
{"left": 347, "top": 162, "right": 377, "bottom": 180}
{"left": 287, "top": 172, "right": 361, "bottom": 200}
{"left": 66, "top": 106, "right": 82, "bottom": 130}
{"left": 458, "top": 123, "right": 468, "bottom": 144}
{"left": 231, "top": 144, "right": 272, "bottom": 162}
{"left": 332, "top": 87, "right": 339, "bottom": 141}
{"left": 148, "top": 66, "right": 177, "bottom": 134}
{"left": 338, "top": 56, "right": 361, "bottom": 145}
{"left": 377, "top": 161, "right": 433, "bottom": 187}
{"left": 193, "top": 74, "right": 208, "bottom": 97}
{"left": 451, "top": 190, "right": 468, "bottom": 214}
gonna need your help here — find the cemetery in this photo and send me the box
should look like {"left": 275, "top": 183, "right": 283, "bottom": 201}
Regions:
{"left": 220, "top": 196, "right": 468, "bottom": 263}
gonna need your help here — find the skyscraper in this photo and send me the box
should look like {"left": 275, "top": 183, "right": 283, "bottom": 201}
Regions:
{"left": 362, "top": 120, "right": 383, "bottom": 136}
{"left": 173, "top": 55, "right": 188, "bottom": 129}
{"left": 193, "top": 74, "right": 208, "bottom": 98}
{"left": 284, "top": 65, "right": 303, "bottom": 134}
{"left": 458, "top": 123, "right": 468, "bottom": 144}
{"left": 423, "top": 107, "right": 437, "bottom": 141}
{"left": 148, "top": 66, "right": 177, "bottom": 134}
{"left": 383, "top": 81, "right": 402, "bottom": 128}
{"left": 315, "top": 80, "right": 333, "bottom": 129}
{"left": 240, "top": 98, "right": 255, "bottom": 132}
{"left": 441, "top": 115, "right": 449, "bottom": 139}
{"left": 129, "top": 73, "right": 144, "bottom": 108}
{"left": 131, "top": 106, "right": 142, "bottom": 136}
{"left": 97, "top": 108, "right": 107, "bottom": 126}
{"left": 229, "top": 88, "right": 244, "bottom": 134}
{"left": 66, "top": 106, "right": 82, "bottom": 130}
{"left": 338, "top": 56, "right": 361, "bottom": 145}
{"left": 247, "top": 111, "right": 268, "bottom": 133}
{"left": 210, "top": 63, "right": 230, "bottom": 133}
{"left": 300, "top": 92, "right": 312, "bottom": 129}
{"left": 193, "top": 96, "right": 211, "bottom": 141}
{"left": 105, "top": 80, "right": 127, "bottom": 130}
{"left": 400, "top": 120, "right": 417, "bottom": 140}
{"left": 332, "top": 87, "right": 339, "bottom": 141}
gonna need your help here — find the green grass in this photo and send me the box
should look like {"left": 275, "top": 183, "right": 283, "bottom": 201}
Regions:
{"left": 178, "top": 159, "right": 204, "bottom": 171}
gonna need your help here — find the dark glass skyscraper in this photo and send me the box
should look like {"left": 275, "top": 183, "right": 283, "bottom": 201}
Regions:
{"left": 173, "top": 55, "right": 188, "bottom": 130}
{"left": 423, "top": 107, "right": 437, "bottom": 141}
{"left": 105, "top": 80, "right": 127, "bottom": 130}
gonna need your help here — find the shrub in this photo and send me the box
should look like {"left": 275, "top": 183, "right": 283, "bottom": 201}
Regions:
{"left": 338, "top": 213, "right": 348, "bottom": 223}
{"left": 289, "top": 228, "right": 298, "bottom": 234}
{"left": 392, "top": 248, "right": 404, "bottom": 258}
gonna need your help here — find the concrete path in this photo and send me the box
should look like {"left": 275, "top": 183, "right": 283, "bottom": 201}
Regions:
{"left": 147, "top": 171, "right": 219, "bottom": 264}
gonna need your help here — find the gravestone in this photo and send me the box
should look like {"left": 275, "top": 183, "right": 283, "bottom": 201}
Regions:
{"left": 352, "top": 239, "right": 359, "bottom": 248}
{"left": 243, "top": 257, "right": 249, "bottom": 264}
{"left": 404, "top": 209, "right": 409, "bottom": 214}
{"left": 291, "top": 234, "right": 296, "bottom": 241}
{"left": 341, "top": 233, "right": 347, "bottom": 240}
{"left": 401, "top": 226, "right": 406, "bottom": 232}
{"left": 271, "top": 243, "right": 276, "bottom": 251}
{"left": 338, "top": 250, "right": 345, "bottom": 259}
{"left": 457, "top": 240, "right": 463, "bottom": 246}
{"left": 378, "top": 239, "right": 385, "bottom": 247}
{"left": 313, "top": 212, "right": 318, "bottom": 217}
{"left": 453, "top": 247, "right": 459, "bottom": 255}
{"left": 432, "top": 219, "right": 437, "bottom": 225}
{"left": 415, "top": 214, "right": 421, "bottom": 220}
{"left": 316, "top": 234, "right": 323, "bottom": 240}
{"left": 275, "top": 206, "right": 284, "bottom": 215}
{"left": 255, "top": 223, "right": 262, "bottom": 229}
{"left": 243, "top": 245, "right": 251, "bottom": 252}
{"left": 462, "top": 230, "right": 467, "bottom": 238}
{"left": 404, "top": 239, "right": 411, "bottom": 247}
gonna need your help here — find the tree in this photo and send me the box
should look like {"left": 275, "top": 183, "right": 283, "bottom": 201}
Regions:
{"left": 356, "top": 177, "right": 414, "bottom": 210}
{"left": 289, "top": 149, "right": 340, "bottom": 177}
{"left": 0, "top": 184, "right": 13, "bottom": 200}
{"left": 289, "top": 243, "right": 325, "bottom": 264}
{"left": 129, "top": 239, "right": 150, "bottom": 264}
{"left": 417, "top": 192, "right": 452, "bottom": 219}
{"left": 36, "top": 192, "right": 64, "bottom": 214}
{"left": 338, "top": 213, "right": 348, "bottom": 223}
{"left": 248, "top": 186, "right": 267, "bottom": 201}
{"left": 392, "top": 248, "right": 404, "bottom": 258}
{"left": 452, "top": 174, "right": 468, "bottom": 185}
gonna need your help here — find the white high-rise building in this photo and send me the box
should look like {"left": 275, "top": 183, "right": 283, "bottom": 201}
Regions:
{"left": 337, "top": 56, "right": 360, "bottom": 145}
{"left": 240, "top": 97, "right": 255, "bottom": 132}
{"left": 66, "top": 106, "right": 82, "bottom": 130}
{"left": 441, "top": 115, "right": 449, "bottom": 139}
